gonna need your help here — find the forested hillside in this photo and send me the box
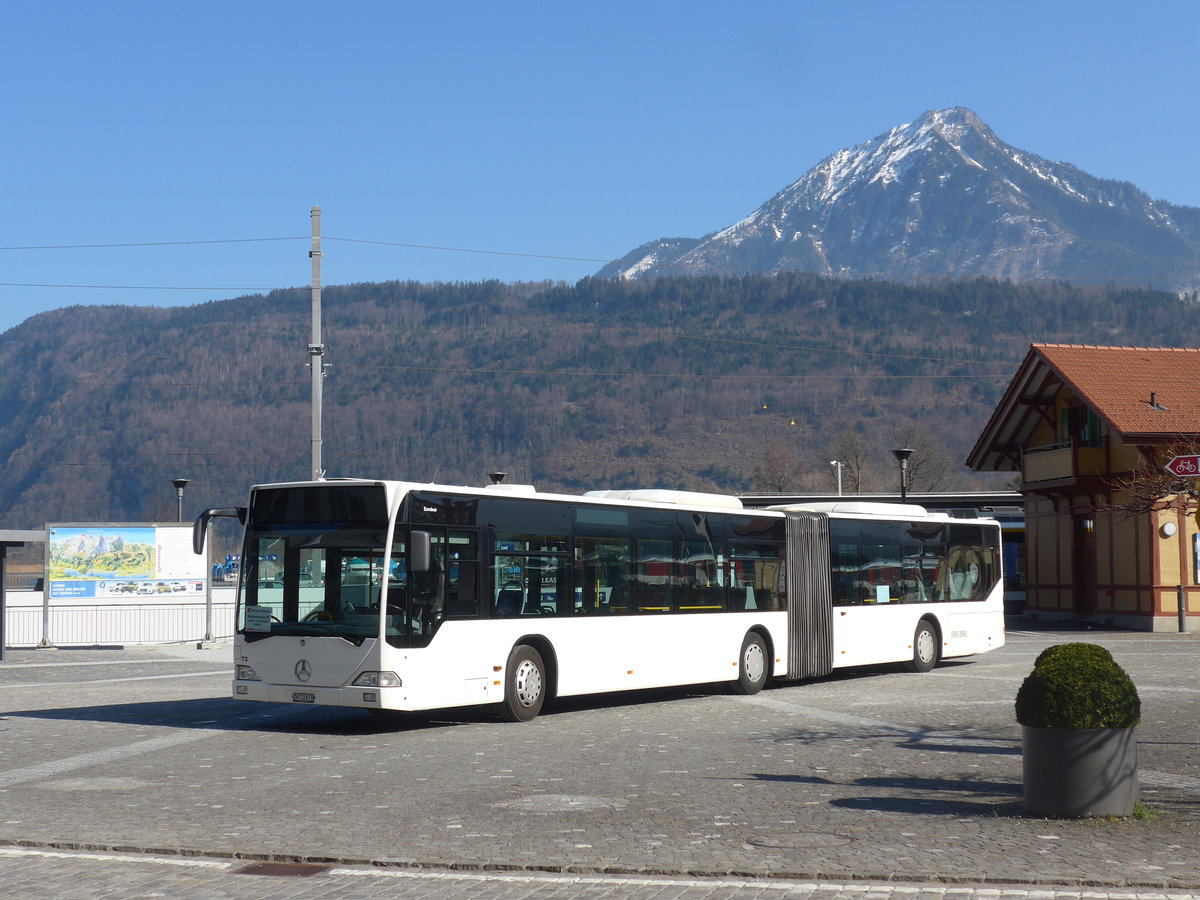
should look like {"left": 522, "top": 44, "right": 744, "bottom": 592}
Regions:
{"left": 1, "top": 274, "right": 1198, "bottom": 542}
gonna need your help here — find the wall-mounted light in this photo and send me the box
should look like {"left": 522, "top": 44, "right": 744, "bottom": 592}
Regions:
{"left": 1160, "top": 521, "right": 1178, "bottom": 538}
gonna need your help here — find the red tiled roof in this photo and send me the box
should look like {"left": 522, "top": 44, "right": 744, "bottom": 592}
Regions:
{"left": 967, "top": 343, "right": 1200, "bottom": 472}
{"left": 1036, "top": 343, "right": 1200, "bottom": 435}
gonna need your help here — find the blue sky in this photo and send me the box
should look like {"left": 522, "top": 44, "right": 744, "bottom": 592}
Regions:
{"left": 2, "top": 1, "right": 1197, "bottom": 334}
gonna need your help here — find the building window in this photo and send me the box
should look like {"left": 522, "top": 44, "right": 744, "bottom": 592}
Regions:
{"left": 1061, "top": 406, "right": 1103, "bottom": 448}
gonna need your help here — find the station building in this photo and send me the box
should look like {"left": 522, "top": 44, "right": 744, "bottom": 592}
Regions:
{"left": 967, "top": 343, "right": 1200, "bottom": 631}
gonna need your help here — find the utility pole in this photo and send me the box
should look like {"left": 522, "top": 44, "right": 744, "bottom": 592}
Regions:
{"left": 309, "top": 206, "right": 325, "bottom": 481}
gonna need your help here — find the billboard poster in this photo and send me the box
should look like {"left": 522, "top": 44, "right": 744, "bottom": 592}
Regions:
{"left": 46, "top": 524, "right": 207, "bottom": 601}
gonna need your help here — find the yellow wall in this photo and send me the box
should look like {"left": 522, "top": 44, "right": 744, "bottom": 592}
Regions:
{"left": 1109, "top": 435, "right": 1143, "bottom": 473}
{"left": 1112, "top": 514, "right": 1138, "bottom": 584}
{"left": 1028, "top": 404, "right": 1058, "bottom": 448}
{"left": 1112, "top": 590, "right": 1139, "bottom": 611}
{"left": 1023, "top": 491, "right": 1189, "bottom": 619}
{"left": 1157, "top": 508, "right": 1182, "bottom": 586}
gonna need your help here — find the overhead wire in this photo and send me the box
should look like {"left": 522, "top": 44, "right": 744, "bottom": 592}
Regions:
{"left": 0, "top": 229, "right": 1165, "bottom": 379}
{"left": 0, "top": 281, "right": 276, "bottom": 291}
{"left": 0, "top": 237, "right": 303, "bottom": 251}
{"left": 324, "top": 235, "right": 614, "bottom": 264}
{"left": 0, "top": 230, "right": 1185, "bottom": 284}
{"left": 347, "top": 362, "right": 1009, "bottom": 380}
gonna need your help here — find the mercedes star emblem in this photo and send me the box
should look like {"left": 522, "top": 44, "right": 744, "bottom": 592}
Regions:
{"left": 294, "top": 659, "right": 312, "bottom": 682}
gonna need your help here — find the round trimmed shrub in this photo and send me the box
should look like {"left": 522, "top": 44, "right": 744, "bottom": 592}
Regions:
{"left": 1015, "top": 642, "right": 1140, "bottom": 729}
{"left": 1033, "top": 642, "right": 1113, "bottom": 669}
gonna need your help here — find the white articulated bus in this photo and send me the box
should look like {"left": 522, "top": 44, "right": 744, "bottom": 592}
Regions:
{"left": 194, "top": 479, "right": 1004, "bottom": 721}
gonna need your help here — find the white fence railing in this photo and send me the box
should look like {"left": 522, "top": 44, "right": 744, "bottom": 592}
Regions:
{"left": 3, "top": 593, "right": 235, "bottom": 647}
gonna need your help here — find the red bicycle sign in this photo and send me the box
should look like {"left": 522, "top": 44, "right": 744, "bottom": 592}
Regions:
{"left": 1164, "top": 455, "right": 1200, "bottom": 477}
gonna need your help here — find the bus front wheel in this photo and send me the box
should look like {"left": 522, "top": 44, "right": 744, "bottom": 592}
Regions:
{"left": 733, "top": 632, "right": 769, "bottom": 695}
{"left": 501, "top": 644, "right": 546, "bottom": 722}
{"left": 907, "top": 620, "right": 940, "bottom": 673}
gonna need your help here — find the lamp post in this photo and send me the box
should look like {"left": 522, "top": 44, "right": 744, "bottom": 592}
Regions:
{"left": 170, "top": 478, "right": 190, "bottom": 523}
{"left": 830, "top": 460, "right": 844, "bottom": 496}
{"left": 891, "top": 448, "right": 914, "bottom": 501}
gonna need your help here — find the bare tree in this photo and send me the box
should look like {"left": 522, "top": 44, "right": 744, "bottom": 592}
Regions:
{"left": 893, "top": 425, "right": 954, "bottom": 493}
{"left": 751, "top": 439, "right": 806, "bottom": 493}
{"left": 1103, "top": 440, "right": 1200, "bottom": 517}
{"left": 833, "top": 428, "right": 874, "bottom": 493}
{"left": 141, "top": 494, "right": 178, "bottom": 524}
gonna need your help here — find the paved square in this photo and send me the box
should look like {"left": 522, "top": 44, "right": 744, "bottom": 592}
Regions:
{"left": 1, "top": 626, "right": 1198, "bottom": 897}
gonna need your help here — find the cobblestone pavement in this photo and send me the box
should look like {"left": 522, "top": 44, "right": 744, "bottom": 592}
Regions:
{"left": 1, "top": 624, "right": 1198, "bottom": 898}
{"left": 4, "top": 845, "right": 1200, "bottom": 900}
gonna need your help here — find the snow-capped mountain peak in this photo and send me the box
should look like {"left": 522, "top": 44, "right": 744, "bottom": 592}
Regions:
{"left": 598, "top": 108, "right": 1200, "bottom": 291}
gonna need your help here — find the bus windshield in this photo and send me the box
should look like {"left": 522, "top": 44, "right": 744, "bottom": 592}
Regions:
{"left": 237, "top": 483, "right": 396, "bottom": 645}
{"left": 238, "top": 528, "right": 392, "bottom": 644}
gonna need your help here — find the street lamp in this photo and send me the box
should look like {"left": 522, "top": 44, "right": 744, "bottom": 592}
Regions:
{"left": 891, "top": 448, "right": 913, "bottom": 501}
{"left": 170, "top": 478, "right": 190, "bottom": 523}
{"left": 829, "top": 460, "right": 844, "bottom": 496}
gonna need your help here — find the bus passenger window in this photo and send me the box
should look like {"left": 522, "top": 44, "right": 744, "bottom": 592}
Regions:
{"left": 729, "top": 544, "right": 782, "bottom": 610}
{"left": 521, "top": 556, "right": 563, "bottom": 615}
{"left": 634, "top": 539, "right": 674, "bottom": 613}
{"left": 493, "top": 534, "right": 570, "bottom": 617}
{"left": 574, "top": 537, "right": 631, "bottom": 615}
{"left": 831, "top": 543, "right": 860, "bottom": 606}
{"left": 944, "top": 543, "right": 987, "bottom": 600}
{"left": 680, "top": 540, "right": 725, "bottom": 612}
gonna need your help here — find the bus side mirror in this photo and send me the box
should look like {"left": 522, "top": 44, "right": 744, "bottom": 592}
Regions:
{"left": 410, "top": 530, "right": 431, "bottom": 573}
{"left": 193, "top": 507, "right": 247, "bottom": 555}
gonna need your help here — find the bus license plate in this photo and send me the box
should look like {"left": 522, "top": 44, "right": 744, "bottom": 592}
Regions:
{"left": 292, "top": 692, "right": 316, "bottom": 703}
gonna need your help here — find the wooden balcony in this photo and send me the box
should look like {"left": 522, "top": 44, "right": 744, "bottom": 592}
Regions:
{"left": 1023, "top": 438, "right": 1109, "bottom": 484}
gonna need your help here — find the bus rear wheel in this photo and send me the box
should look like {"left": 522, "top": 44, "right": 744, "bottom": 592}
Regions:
{"left": 501, "top": 644, "right": 546, "bottom": 721}
{"left": 732, "top": 632, "right": 769, "bottom": 695}
{"left": 907, "top": 620, "right": 940, "bottom": 673}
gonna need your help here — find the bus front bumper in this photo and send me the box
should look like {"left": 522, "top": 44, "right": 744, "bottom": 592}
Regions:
{"left": 232, "top": 681, "right": 386, "bottom": 709}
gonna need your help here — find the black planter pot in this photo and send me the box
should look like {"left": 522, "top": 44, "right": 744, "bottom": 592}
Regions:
{"left": 1022, "top": 725, "right": 1138, "bottom": 817}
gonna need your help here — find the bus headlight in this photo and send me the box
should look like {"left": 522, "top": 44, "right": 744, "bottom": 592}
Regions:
{"left": 236, "top": 665, "right": 261, "bottom": 681}
{"left": 352, "top": 671, "right": 402, "bottom": 688}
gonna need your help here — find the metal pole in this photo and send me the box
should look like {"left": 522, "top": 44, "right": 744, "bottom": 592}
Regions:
{"left": 37, "top": 528, "right": 53, "bottom": 648}
{"left": 830, "top": 460, "right": 843, "bottom": 496}
{"left": 0, "top": 547, "right": 7, "bottom": 662}
{"left": 39, "top": 579, "right": 52, "bottom": 649}
{"left": 892, "top": 448, "right": 914, "bottom": 502}
{"left": 309, "top": 206, "right": 324, "bottom": 481}
{"left": 171, "top": 478, "right": 189, "bottom": 523}
{"left": 203, "top": 524, "right": 213, "bottom": 644}
{"left": 1180, "top": 584, "right": 1188, "bottom": 634}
